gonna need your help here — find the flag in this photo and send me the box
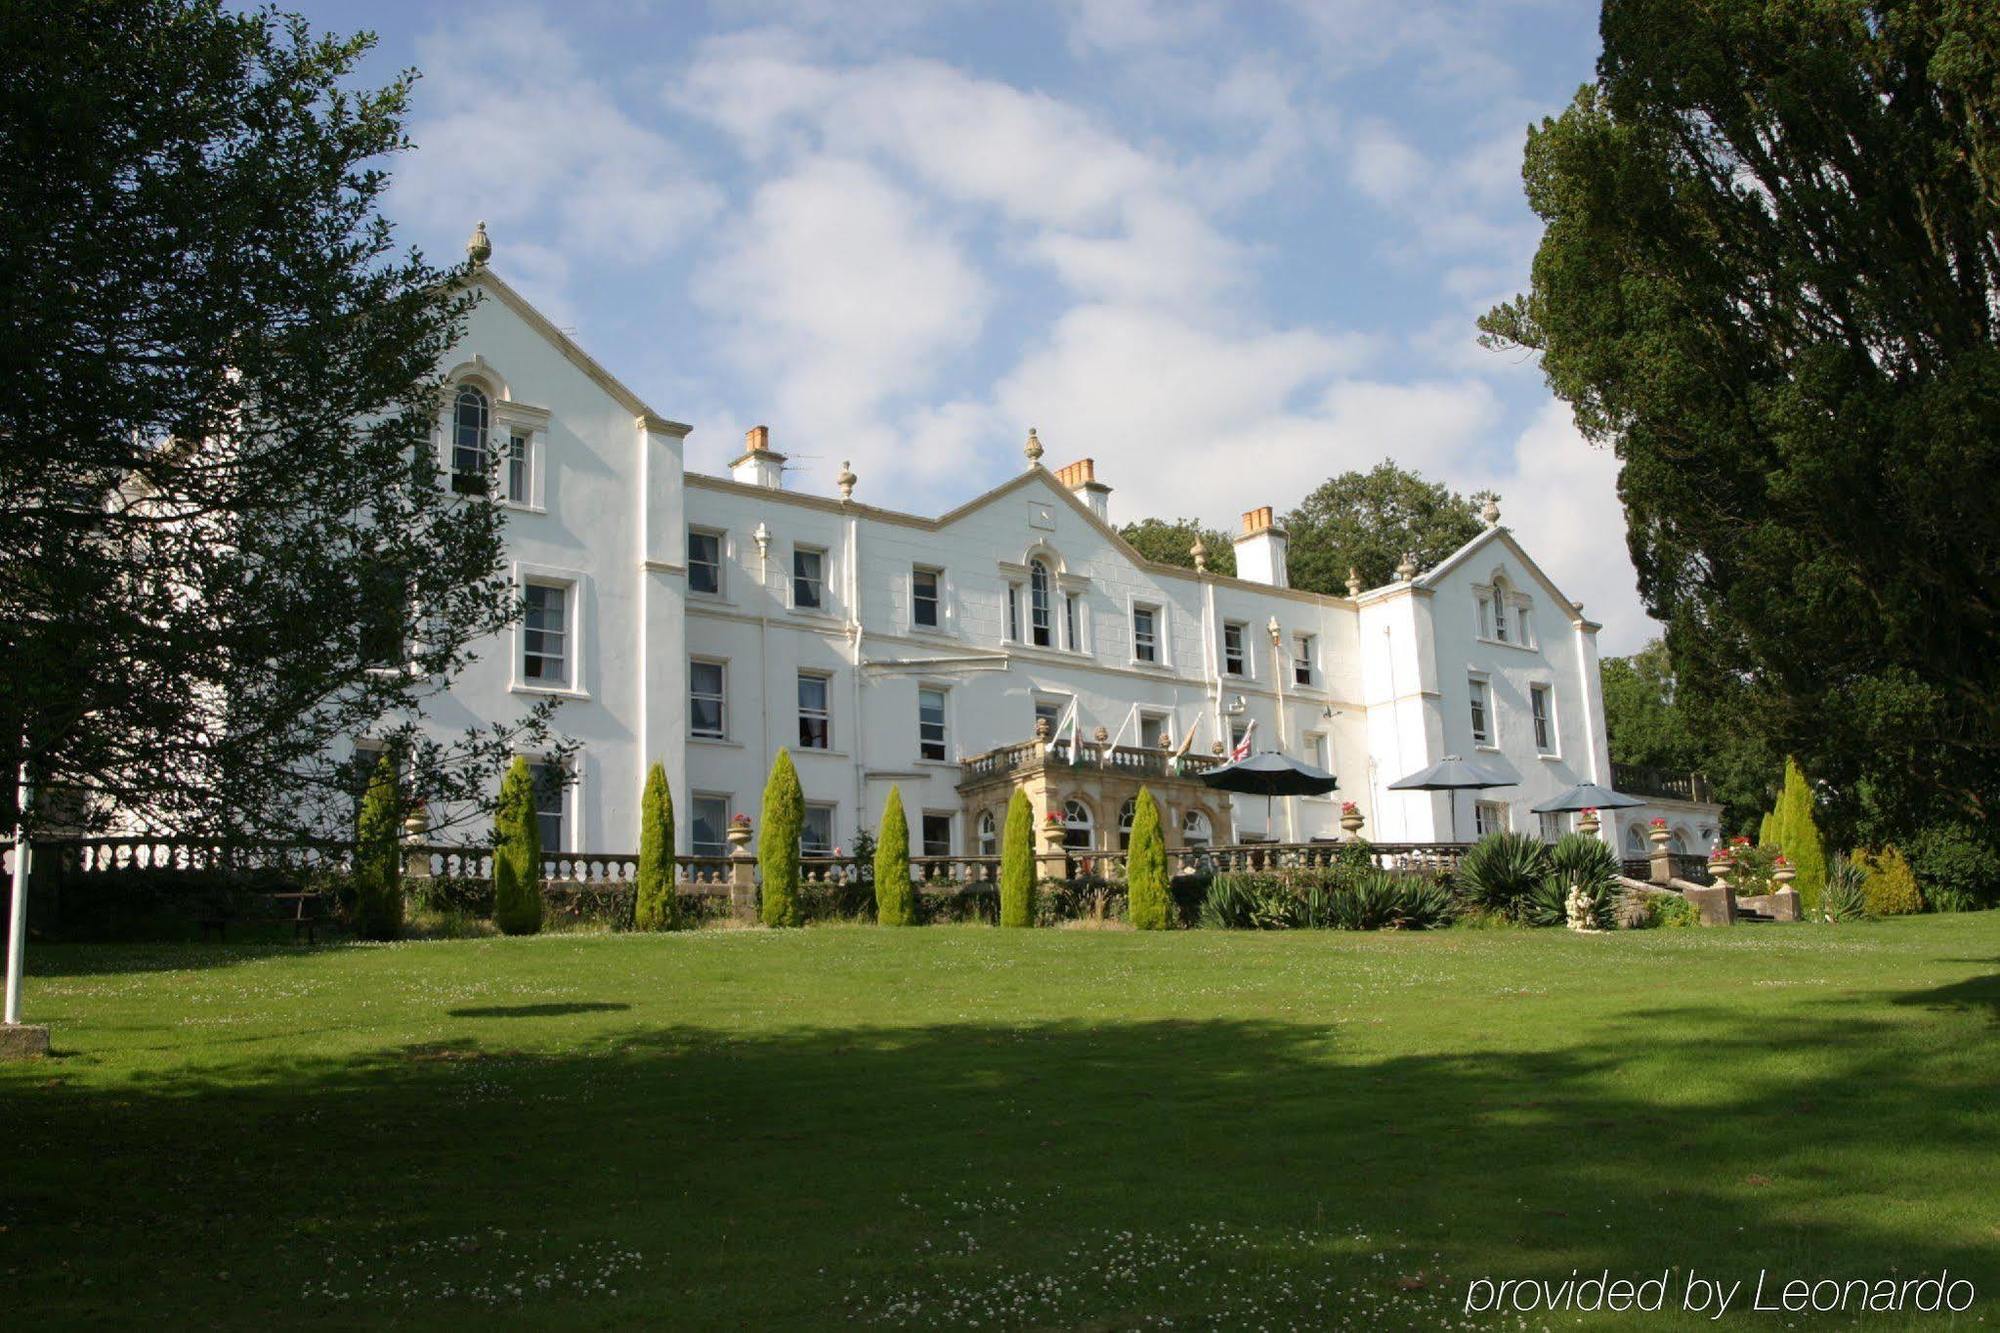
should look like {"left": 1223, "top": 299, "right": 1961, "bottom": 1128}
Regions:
{"left": 1230, "top": 718, "right": 1256, "bottom": 761}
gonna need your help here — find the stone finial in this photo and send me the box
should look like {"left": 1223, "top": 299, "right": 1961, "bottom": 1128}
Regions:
{"left": 1211, "top": 741, "right": 1227, "bottom": 755}
{"left": 835, "top": 460, "right": 856, "bottom": 502}
{"left": 752, "top": 520, "right": 771, "bottom": 559}
{"left": 1394, "top": 551, "right": 1417, "bottom": 581}
{"left": 1345, "top": 566, "right": 1362, "bottom": 598}
{"left": 1481, "top": 494, "right": 1501, "bottom": 527}
{"left": 1034, "top": 715, "right": 1052, "bottom": 741}
{"left": 466, "top": 220, "right": 491, "bottom": 265}
{"left": 1190, "top": 536, "right": 1208, "bottom": 572}
{"left": 1024, "top": 427, "right": 1044, "bottom": 466}
{"left": 1093, "top": 725, "right": 1109, "bottom": 743}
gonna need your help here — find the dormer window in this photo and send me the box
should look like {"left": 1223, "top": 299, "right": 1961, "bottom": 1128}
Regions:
{"left": 451, "top": 385, "right": 490, "bottom": 493}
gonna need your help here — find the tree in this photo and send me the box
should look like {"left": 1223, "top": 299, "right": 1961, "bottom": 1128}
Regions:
{"left": 758, "top": 748, "right": 803, "bottom": 927}
{"left": 492, "top": 758, "right": 542, "bottom": 935}
{"left": 1600, "top": 639, "right": 1779, "bottom": 834}
{"left": 1125, "top": 788, "right": 1171, "bottom": 930}
{"left": 1482, "top": 0, "right": 2000, "bottom": 844}
{"left": 873, "top": 786, "right": 915, "bottom": 926}
{"left": 0, "top": 1, "right": 561, "bottom": 841}
{"left": 999, "top": 789, "right": 1035, "bottom": 927}
{"left": 1120, "top": 518, "right": 1235, "bottom": 577}
{"left": 1282, "top": 461, "right": 1488, "bottom": 594}
{"left": 351, "top": 754, "right": 403, "bottom": 940}
{"left": 633, "top": 763, "right": 678, "bottom": 930}
{"left": 1768, "top": 759, "right": 1828, "bottom": 912}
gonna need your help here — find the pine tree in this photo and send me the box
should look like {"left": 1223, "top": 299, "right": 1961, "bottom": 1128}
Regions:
{"left": 759, "top": 748, "right": 804, "bottom": 927}
{"left": 1758, "top": 810, "right": 1776, "bottom": 847}
{"left": 634, "top": 762, "right": 678, "bottom": 930}
{"left": 352, "top": 753, "right": 403, "bottom": 941}
{"left": 1000, "top": 789, "right": 1036, "bottom": 927}
{"left": 1125, "top": 787, "right": 1171, "bottom": 930}
{"left": 873, "top": 786, "right": 915, "bottom": 926}
{"left": 493, "top": 757, "right": 543, "bottom": 935}
{"left": 1771, "top": 758, "right": 1827, "bottom": 911}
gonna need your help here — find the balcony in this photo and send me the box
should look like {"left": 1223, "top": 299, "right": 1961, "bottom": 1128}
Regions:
{"left": 959, "top": 738, "right": 1223, "bottom": 788}
{"left": 1610, "top": 761, "right": 1715, "bottom": 805}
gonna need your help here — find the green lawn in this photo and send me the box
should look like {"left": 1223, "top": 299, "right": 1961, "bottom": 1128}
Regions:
{"left": 3, "top": 916, "right": 1997, "bottom": 1329}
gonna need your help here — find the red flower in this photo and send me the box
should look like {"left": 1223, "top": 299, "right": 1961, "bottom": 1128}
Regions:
{"left": 1341, "top": 801, "right": 1360, "bottom": 815}
{"left": 1730, "top": 835, "right": 1750, "bottom": 846}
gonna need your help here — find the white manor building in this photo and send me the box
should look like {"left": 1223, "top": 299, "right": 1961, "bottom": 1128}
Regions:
{"left": 401, "top": 260, "right": 1721, "bottom": 863}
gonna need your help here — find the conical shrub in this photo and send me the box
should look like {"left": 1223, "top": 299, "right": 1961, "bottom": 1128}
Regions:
{"left": 1771, "top": 758, "right": 1827, "bottom": 910}
{"left": 874, "top": 785, "right": 916, "bottom": 925}
{"left": 759, "top": 748, "right": 804, "bottom": 927}
{"left": 352, "top": 753, "right": 403, "bottom": 941}
{"left": 1126, "top": 787, "right": 1171, "bottom": 930}
{"left": 493, "top": 757, "right": 544, "bottom": 935}
{"left": 634, "top": 762, "right": 679, "bottom": 930}
{"left": 999, "top": 788, "right": 1035, "bottom": 927}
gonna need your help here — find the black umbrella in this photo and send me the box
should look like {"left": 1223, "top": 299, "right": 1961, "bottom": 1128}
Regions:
{"left": 1199, "top": 750, "right": 1339, "bottom": 838}
{"left": 1386, "top": 754, "right": 1513, "bottom": 841}
{"left": 1529, "top": 782, "right": 1646, "bottom": 814}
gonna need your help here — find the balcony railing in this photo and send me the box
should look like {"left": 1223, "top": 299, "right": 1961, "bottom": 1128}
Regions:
{"left": 960, "top": 738, "right": 1223, "bottom": 786}
{"left": 1609, "top": 762, "right": 1714, "bottom": 804}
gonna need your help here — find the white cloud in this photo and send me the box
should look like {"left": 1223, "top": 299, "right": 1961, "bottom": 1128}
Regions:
{"left": 691, "top": 156, "right": 990, "bottom": 488}
{"left": 391, "top": 11, "right": 721, "bottom": 275}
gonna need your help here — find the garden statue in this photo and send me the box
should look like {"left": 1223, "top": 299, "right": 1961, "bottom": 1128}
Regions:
{"left": 1565, "top": 879, "right": 1597, "bottom": 932}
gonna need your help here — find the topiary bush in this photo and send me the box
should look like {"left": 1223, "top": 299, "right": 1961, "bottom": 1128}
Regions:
{"left": 873, "top": 785, "right": 915, "bottom": 926}
{"left": 999, "top": 789, "right": 1035, "bottom": 927}
{"left": 351, "top": 753, "right": 404, "bottom": 941}
{"left": 633, "top": 762, "right": 679, "bottom": 930}
{"left": 1125, "top": 787, "right": 1172, "bottom": 930}
{"left": 492, "top": 757, "right": 543, "bottom": 936}
{"left": 1855, "top": 846, "right": 1923, "bottom": 915}
{"left": 1769, "top": 758, "right": 1827, "bottom": 911}
{"left": 1454, "top": 832, "right": 1550, "bottom": 918}
{"left": 758, "top": 748, "right": 804, "bottom": 927}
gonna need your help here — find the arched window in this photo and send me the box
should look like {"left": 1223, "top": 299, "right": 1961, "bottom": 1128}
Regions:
{"left": 1118, "top": 797, "right": 1137, "bottom": 850}
{"left": 1491, "top": 576, "right": 1512, "bottom": 642}
{"left": 1669, "top": 828, "right": 1688, "bottom": 854}
{"left": 977, "top": 810, "right": 997, "bottom": 857}
{"left": 1063, "top": 798, "right": 1094, "bottom": 850}
{"left": 1029, "top": 559, "right": 1053, "bottom": 647}
{"left": 1625, "top": 824, "right": 1647, "bottom": 855}
{"left": 1181, "top": 810, "right": 1212, "bottom": 848}
{"left": 452, "top": 385, "right": 490, "bottom": 489}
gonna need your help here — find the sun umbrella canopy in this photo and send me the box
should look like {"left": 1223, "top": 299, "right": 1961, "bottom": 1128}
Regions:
{"left": 1197, "top": 750, "right": 1340, "bottom": 799}
{"left": 1386, "top": 754, "right": 1512, "bottom": 792}
{"left": 1529, "top": 782, "right": 1647, "bottom": 814}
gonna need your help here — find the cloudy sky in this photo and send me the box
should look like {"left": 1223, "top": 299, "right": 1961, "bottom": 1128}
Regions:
{"left": 298, "top": 0, "right": 1650, "bottom": 653}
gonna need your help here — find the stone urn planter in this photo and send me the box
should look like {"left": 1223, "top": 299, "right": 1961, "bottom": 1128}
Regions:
{"left": 726, "top": 818, "right": 753, "bottom": 854}
{"left": 1577, "top": 807, "right": 1601, "bottom": 838}
{"left": 1040, "top": 817, "right": 1068, "bottom": 852}
{"left": 1339, "top": 804, "right": 1365, "bottom": 838}
{"left": 402, "top": 803, "right": 430, "bottom": 843}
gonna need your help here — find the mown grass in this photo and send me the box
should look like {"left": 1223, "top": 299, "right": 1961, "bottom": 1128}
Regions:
{"left": 3, "top": 915, "right": 1997, "bottom": 1328}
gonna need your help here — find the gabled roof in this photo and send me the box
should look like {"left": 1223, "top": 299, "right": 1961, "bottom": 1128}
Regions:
{"left": 685, "top": 463, "right": 1362, "bottom": 610}
{"left": 471, "top": 268, "right": 691, "bottom": 438}
{"left": 1416, "top": 523, "right": 1594, "bottom": 627}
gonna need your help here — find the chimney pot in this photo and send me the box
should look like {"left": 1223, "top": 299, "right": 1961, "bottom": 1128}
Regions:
{"left": 1232, "top": 504, "right": 1289, "bottom": 588}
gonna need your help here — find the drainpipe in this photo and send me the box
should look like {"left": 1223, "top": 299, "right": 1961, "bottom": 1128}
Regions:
{"left": 1269, "top": 616, "right": 1294, "bottom": 840}
{"left": 753, "top": 521, "right": 772, "bottom": 790}
{"left": 846, "top": 509, "right": 865, "bottom": 838}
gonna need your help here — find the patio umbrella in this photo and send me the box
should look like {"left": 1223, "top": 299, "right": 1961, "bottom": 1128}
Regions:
{"left": 1198, "top": 750, "right": 1339, "bottom": 836}
{"left": 1529, "top": 782, "right": 1646, "bottom": 814}
{"left": 1386, "top": 754, "right": 1513, "bottom": 841}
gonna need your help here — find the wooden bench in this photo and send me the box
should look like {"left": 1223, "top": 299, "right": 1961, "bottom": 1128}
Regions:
{"left": 198, "top": 891, "right": 329, "bottom": 943}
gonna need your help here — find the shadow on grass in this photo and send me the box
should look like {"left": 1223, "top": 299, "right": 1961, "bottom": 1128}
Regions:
{"left": 2, "top": 1005, "right": 1995, "bottom": 1327}
{"left": 446, "top": 1002, "right": 631, "bottom": 1018}
{"left": 1892, "top": 957, "right": 2000, "bottom": 1023}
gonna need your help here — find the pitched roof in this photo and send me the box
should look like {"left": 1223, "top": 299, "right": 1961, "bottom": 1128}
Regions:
{"left": 1416, "top": 523, "right": 1594, "bottom": 627}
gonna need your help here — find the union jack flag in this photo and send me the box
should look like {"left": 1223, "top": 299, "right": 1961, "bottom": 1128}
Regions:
{"left": 1229, "top": 718, "right": 1256, "bottom": 761}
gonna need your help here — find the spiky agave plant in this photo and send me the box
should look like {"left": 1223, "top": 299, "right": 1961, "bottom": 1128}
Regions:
{"left": 1544, "top": 832, "right": 1621, "bottom": 930}
{"left": 1453, "top": 832, "right": 1550, "bottom": 919}
{"left": 1819, "top": 854, "right": 1871, "bottom": 922}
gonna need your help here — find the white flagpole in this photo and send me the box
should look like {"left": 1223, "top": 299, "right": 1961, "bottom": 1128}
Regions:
{"left": 5, "top": 759, "right": 30, "bottom": 1028}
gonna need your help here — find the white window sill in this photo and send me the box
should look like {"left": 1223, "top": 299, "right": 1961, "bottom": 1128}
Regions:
{"left": 915, "top": 757, "right": 957, "bottom": 769}
{"left": 789, "top": 607, "right": 844, "bottom": 627}
{"left": 1536, "top": 751, "right": 1563, "bottom": 762}
{"left": 793, "top": 747, "right": 850, "bottom": 759}
{"left": 500, "top": 501, "right": 547, "bottom": 515}
{"left": 1127, "top": 657, "right": 1171, "bottom": 671}
{"left": 690, "top": 734, "right": 740, "bottom": 748}
{"left": 1471, "top": 740, "right": 1499, "bottom": 752}
{"left": 1474, "top": 636, "right": 1539, "bottom": 653}
{"left": 511, "top": 682, "right": 589, "bottom": 701}
{"left": 908, "top": 624, "right": 953, "bottom": 639}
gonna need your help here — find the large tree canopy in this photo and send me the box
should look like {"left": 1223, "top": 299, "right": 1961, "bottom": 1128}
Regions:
{"left": 1482, "top": 0, "right": 2000, "bottom": 841}
{"left": 1282, "top": 461, "right": 1489, "bottom": 594}
{"left": 1600, "top": 639, "right": 1779, "bottom": 834}
{"left": 1120, "top": 517, "right": 1236, "bottom": 577}
{"left": 0, "top": 1, "right": 553, "bottom": 838}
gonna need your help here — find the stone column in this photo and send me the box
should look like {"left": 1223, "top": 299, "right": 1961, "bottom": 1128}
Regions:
{"left": 726, "top": 819, "right": 757, "bottom": 923}
{"left": 400, "top": 806, "right": 432, "bottom": 883}
{"left": 1770, "top": 859, "right": 1801, "bottom": 921}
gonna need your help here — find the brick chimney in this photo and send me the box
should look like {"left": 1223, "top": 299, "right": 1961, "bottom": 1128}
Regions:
{"left": 1053, "top": 457, "right": 1112, "bottom": 523}
{"left": 1232, "top": 506, "right": 1288, "bottom": 588}
{"left": 729, "top": 424, "right": 785, "bottom": 489}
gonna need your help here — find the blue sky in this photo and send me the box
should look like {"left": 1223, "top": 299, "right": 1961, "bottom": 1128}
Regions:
{"left": 293, "top": 0, "right": 1649, "bottom": 652}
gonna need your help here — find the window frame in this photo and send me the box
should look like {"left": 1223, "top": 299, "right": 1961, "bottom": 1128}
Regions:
{"left": 917, "top": 686, "right": 949, "bottom": 762}
{"left": 689, "top": 657, "right": 729, "bottom": 740}
{"left": 911, "top": 565, "right": 942, "bottom": 630}
{"left": 1131, "top": 602, "right": 1160, "bottom": 664}
{"left": 1474, "top": 800, "right": 1509, "bottom": 838}
{"left": 525, "top": 755, "right": 572, "bottom": 854}
{"left": 977, "top": 810, "right": 999, "bottom": 856}
{"left": 450, "top": 384, "right": 491, "bottom": 493}
{"left": 1062, "top": 798, "right": 1095, "bottom": 851}
{"left": 792, "top": 545, "right": 827, "bottom": 613}
{"left": 1222, "top": 620, "right": 1247, "bottom": 676}
{"left": 1468, "top": 675, "right": 1493, "bottom": 748}
{"left": 1530, "top": 683, "right": 1556, "bottom": 755}
{"left": 1293, "top": 633, "right": 1314, "bottom": 686}
{"left": 801, "top": 802, "right": 837, "bottom": 856}
{"left": 691, "top": 794, "right": 733, "bottom": 858}
{"left": 687, "top": 529, "right": 725, "bottom": 598}
{"left": 1180, "top": 809, "right": 1213, "bottom": 848}
{"left": 521, "top": 582, "right": 570, "bottom": 687}
{"left": 920, "top": 812, "right": 954, "bottom": 858}
{"left": 797, "top": 669, "right": 832, "bottom": 751}
{"left": 1029, "top": 559, "right": 1054, "bottom": 647}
